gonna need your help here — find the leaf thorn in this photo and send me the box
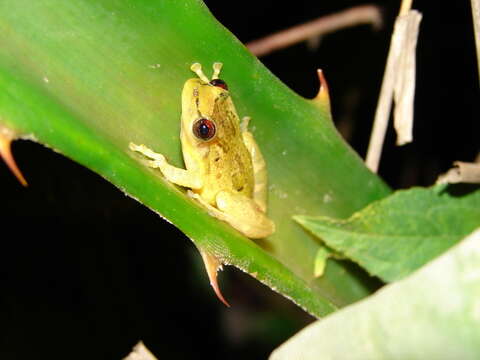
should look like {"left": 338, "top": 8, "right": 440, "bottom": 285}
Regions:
{"left": 200, "top": 250, "right": 230, "bottom": 307}
{"left": 312, "top": 69, "right": 331, "bottom": 113}
{"left": 0, "top": 130, "right": 28, "bottom": 186}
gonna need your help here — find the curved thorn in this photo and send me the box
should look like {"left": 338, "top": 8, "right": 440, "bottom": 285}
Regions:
{"left": 0, "top": 134, "right": 27, "bottom": 186}
{"left": 200, "top": 250, "right": 230, "bottom": 307}
{"left": 312, "top": 69, "right": 331, "bottom": 110}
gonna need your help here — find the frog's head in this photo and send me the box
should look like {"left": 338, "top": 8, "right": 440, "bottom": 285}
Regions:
{"left": 181, "top": 63, "right": 231, "bottom": 144}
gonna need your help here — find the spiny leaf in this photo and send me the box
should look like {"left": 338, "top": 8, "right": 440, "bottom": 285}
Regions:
{"left": 0, "top": 0, "right": 390, "bottom": 316}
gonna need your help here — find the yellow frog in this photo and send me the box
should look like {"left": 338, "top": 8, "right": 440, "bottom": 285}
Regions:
{"left": 130, "top": 62, "right": 275, "bottom": 239}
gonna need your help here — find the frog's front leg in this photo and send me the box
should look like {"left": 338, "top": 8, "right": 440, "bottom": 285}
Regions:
{"left": 189, "top": 190, "right": 275, "bottom": 239}
{"left": 129, "top": 143, "right": 202, "bottom": 189}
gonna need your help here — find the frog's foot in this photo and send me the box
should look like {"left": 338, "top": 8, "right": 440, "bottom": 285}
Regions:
{"left": 129, "top": 143, "right": 165, "bottom": 162}
{"left": 129, "top": 142, "right": 167, "bottom": 170}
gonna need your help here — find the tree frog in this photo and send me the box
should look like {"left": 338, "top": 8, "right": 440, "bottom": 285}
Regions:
{"left": 129, "top": 62, "right": 275, "bottom": 239}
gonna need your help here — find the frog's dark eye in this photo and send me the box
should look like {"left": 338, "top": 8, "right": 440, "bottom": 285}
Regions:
{"left": 209, "top": 78, "right": 228, "bottom": 90}
{"left": 193, "top": 118, "right": 216, "bottom": 141}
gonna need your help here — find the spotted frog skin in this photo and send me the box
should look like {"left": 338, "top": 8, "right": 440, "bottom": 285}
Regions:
{"left": 130, "top": 63, "right": 275, "bottom": 238}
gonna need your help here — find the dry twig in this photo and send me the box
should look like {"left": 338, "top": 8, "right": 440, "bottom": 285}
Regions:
{"left": 471, "top": 0, "right": 480, "bottom": 78}
{"left": 123, "top": 341, "right": 158, "bottom": 360}
{"left": 246, "top": 5, "right": 382, "bottom": 57}
{"left": 437, "top": 159, "right": 480, "bottom": 184}
{"left": 365, "top": 0, "right": 422, "bottom": 172}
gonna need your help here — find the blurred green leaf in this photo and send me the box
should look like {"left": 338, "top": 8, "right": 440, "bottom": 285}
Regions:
{"left": 0, "top": 0, "right": 390, "bottom": 316}
{"left": 295, "top": 185, "right": 480, "bottom": 282}
{"left": 271, "top": 228, "right": 480, "bottom": 360}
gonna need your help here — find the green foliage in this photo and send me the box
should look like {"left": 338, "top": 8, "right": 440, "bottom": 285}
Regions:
{"left": 295, "top": 185, "right": 480, "bottom": 282}
{"left": 0, "top": 0, "right": 390, "bottom": 317}
{"left": 271, "top": 229, "right": 480, "bottom": 360}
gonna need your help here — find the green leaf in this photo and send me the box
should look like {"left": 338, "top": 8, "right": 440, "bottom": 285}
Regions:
{"left": 0, "top": 0, "right": 390, "bottom": 317}
{"left": 270, "top": 228, "right": 480, "bottom": 360}
{"left": 295, "top": 185, "right": 480, "bottom": 282}
{"left": 313, "top": 247, "right": 331, "bottom": 278}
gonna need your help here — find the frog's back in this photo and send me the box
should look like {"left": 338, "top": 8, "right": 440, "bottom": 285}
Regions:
{"left": 200, "top": 97, "right": 254, "bottom": 204}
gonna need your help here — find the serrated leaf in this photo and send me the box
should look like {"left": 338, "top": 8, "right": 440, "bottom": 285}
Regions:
{"left": 313, "top": 247, "right": 331, "bottom": 278}
{"left": 270, "top": 228, "right": 480, "bottom": 360}
{"left": 295, "top": 185, "right": 480, "bottom": 282}
{"left": 0, "top": 0, "right": 391, "bottom": 316}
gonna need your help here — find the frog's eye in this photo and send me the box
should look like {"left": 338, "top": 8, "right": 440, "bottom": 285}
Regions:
{"left": 193, "top": 118, "right": 216, "bottom": 141}
{"left": 209, "top": 79, "right": 228, "bottom": 90}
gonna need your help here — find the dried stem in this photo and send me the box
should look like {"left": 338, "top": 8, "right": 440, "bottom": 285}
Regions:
{"left": 399, "top": 0, "right": 413, "bottom": 16}
{"left": 471, "top": 0, "right": 480, "bottom": 79}
{"left": 365, "top": 0, "right": 417, "bottom": 172}
{"left": 246, "top": 5, "right": 382, "bottom": 57}
{"left": 123, "top": 342, "right": 158, "bottom": 360}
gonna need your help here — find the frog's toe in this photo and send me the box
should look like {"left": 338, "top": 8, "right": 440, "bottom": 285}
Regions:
{"left": 128, "top": 142, "right": 141, "bottom": 152}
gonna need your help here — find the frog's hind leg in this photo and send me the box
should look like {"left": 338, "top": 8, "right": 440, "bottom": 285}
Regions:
{"left": 215, "top": 191, "right": 274, "bottom": 238}
{"left": 188, "top": 190, "right": 220, "bottom": 215}
{"left": 188, "top": 190, "right": 273, "bottom": 239}
{"left": 240, "top": 120, "right": 268, "bottom": 213}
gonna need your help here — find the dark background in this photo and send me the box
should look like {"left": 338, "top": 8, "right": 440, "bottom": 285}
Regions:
{"left": 0, "top": 1, "right": 468, "bottom": 359}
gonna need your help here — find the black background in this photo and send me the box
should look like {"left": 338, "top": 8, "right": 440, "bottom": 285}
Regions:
{"left": 0, "top": 1, "right": 470, "bottom": 359}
